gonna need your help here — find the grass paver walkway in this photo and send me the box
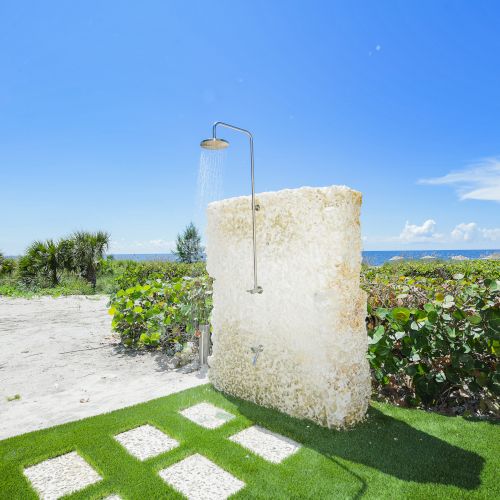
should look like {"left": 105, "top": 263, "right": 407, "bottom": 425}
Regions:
{"left": 0, "top": 384, "right": 498, "bottom": 499}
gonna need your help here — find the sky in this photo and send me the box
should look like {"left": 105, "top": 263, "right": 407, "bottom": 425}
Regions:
{"left": 0, "top": 0, "right": 499, "bottom": 255}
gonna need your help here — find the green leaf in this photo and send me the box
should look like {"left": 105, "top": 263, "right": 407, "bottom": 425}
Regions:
{"left": 427, "top": 310, "right": 438, "bottom": 324}
{"left": 469, "top": 315, "right": 482, "bottom": 325}
{"left": 424, "top": 303, "right": 436, "bottom": 313}
{"left": 369, "top": 325, "right": 385, "bottom": 345}
{"left": 483, "top": 279, "right": 496, "bottom": 290}
{"left": 391, "top": 307, "right": 411, "bottom": 323}
{"left": 375, "top": 308, "right": 389, "bottom": 319}
{"left": 452, "top": 273, "right": 465, "bottom": 280}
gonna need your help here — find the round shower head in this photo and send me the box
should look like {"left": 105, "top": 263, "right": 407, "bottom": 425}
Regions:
{"left": 200, "top": 138, "right": 229, "bottom": 150}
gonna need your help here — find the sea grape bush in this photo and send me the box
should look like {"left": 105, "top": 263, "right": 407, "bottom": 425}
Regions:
{"left": 109, "top": 275, "right": 212, "bottom": 349}
{"left": 363, "top": 264, "right": 499, "bottom": 415}
{"left": 111, "top": 260, "right": 206, "bottom": 293}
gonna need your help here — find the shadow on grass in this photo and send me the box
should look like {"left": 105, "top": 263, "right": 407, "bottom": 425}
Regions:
{"left": 228, "top": 397, "right": 483, "bottom": 490}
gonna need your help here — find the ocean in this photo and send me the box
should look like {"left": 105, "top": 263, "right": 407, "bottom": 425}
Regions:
{"left": 111, "top": 250, "right": 500, "bottom": 266}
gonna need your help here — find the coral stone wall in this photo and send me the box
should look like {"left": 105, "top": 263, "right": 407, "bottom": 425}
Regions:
{"left": 206, "top": 186, "right": 370, "bottom": 428}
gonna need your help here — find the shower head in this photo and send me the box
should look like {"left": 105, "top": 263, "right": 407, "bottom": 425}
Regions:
{"left": 201, "top": 121, "right": 263, "bottom": 294}
{"left": 200, "top": 138, "right": 229, "bottom": 150}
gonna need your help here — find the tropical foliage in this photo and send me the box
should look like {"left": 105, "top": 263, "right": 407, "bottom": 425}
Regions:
{"left": 71, "top": 230, "right": 110, "bottom": 288}
{"left": 18, "top": 239, "right": 68, "bottom": 286}
{"left": 1, "top": 231, "right": 110, "bottom": 292}
{"left": 0, "top": 251, "right": 15, "bottom": 276}
{"left": 362, "top": 261, "right": 500, "bottom": 416}
{"left": 109, "top": 275, "right": 212, "bottom": 352}
{"left": 111, "top": 260, "right": 206, "bottom": 293}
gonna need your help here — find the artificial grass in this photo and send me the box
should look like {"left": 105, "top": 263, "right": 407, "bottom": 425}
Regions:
{"left": 0, "top": 384, "right": 498, "bottom": 499}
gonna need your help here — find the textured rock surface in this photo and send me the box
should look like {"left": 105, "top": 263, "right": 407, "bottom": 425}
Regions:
{"left": 23, "top": 451, "right": 101, "bottom": 499}
{"left": 159, "top": 453, "right": 245, "bottom": 500}
{"left": 114, "top": 424, "right": 178, "bottom": 461}
{"left": 206, "top": 185, "right": 370, "bottom": 428}
{"left": 180, "top": 402, "right": 235, "bottom": 429}
{"left": 229, "top": 425, "right": 301, "bottom": 463}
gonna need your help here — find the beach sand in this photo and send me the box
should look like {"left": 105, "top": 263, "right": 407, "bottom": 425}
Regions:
{"left": 0, "top": 295, "right": 207, "bottom": 440}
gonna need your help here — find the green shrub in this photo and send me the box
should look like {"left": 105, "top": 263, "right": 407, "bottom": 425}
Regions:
{"left": 18, "top": 240, "right": 67, "bottom": 287}
{"left": 111, "top": 260, "right": 206, "bottom": 293}
{"left": 0, "top": 272, "right": 93, "bottom": 297}
{"left": 0, "top": 256, "right": 16, "bottom": 276}
{"left": 71, "top": 231, "right": 110, "bottom": 288}
{"left": 109, "top": 275, "right": 212, "bottom": 349}
{"left": 363, "top": 263, "right": 499, "bottom": 415}
{"left": 364, "top": 259, "right": 500, "bottom": 281}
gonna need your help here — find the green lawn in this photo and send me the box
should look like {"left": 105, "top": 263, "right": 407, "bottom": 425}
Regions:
{"left": 0, "top": 384, "right": 498, "bottom": 499}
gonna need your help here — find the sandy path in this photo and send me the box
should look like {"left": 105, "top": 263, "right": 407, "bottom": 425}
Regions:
{"left": 0, "top": 296, "right": 207, "bottom": 440}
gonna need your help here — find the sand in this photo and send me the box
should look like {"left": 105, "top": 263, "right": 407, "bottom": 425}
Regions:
{"left": 0, "top": 295, "right": 207, "bottom": 440}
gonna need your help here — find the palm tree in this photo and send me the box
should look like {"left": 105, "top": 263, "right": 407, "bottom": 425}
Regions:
{"left": 20, "top": 240, "right": 63, "bottom": 286}
{"left": 72, "top": 231, "right": 110, "bottom": 288}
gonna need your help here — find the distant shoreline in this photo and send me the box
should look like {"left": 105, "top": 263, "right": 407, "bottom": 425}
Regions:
{"left": 111, "top": 250, "right": 500, "bottom": 266}
{"left": 4, "top": 249, "right": 499, "bottom": 266}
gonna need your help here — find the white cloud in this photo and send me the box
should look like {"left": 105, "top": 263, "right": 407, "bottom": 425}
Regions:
{"left": 451, "top": 222, "right": 478, "bottom": 241}
{"left": 398, "top": 219, "right": 443, "bottom": 243}
{"left": 419, "top": 157, "right": 500, "bottom": 202}
{"left": 480, "top": 227, "right": 500, "bottom": 241}
{"left": 363, "top": 219, "right": 500, "bottom": 250}
{"left": 451, "top": 222, "right": 500, "bottom": 242}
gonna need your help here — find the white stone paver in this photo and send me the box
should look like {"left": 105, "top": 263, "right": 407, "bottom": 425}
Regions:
{"left": 23, "top": 451, "right": 102, "bottom": 500}
{"left": 102, "top": 496, "right": 122, "bottom": 500}
{"left": 229, "top": 425, "right": 300, "bottom": 463}
{"left": 114, "top": 424, "right": 179, "bottom": 461}
{"left": 159, "top": 453, "right": 244, "bottom": 500}
{"left": 179, "top": 402, "right": 235, "bottom": 429}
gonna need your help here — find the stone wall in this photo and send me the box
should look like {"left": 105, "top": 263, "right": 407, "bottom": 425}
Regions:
{"left": 206, "top": 186, "right": 370, "bottom": 428}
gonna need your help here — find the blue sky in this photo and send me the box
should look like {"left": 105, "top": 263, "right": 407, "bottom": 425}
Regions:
{"left": 1, "top": 0, "right": 499, "bottom": 255}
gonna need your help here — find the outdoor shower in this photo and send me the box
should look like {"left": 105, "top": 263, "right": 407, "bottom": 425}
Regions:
{"left": 200, "top": 122, "right": 263, "bottom": 294}
{"left": 202, "top": 126, "right": 370, "bottom": 427}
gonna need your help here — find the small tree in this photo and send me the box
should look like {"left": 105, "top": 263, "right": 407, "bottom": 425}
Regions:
{"left": 175, "top": 223, "right": 204, "bottom": 263}
{"left": 19, "top": 240, "right": 64, "bottom": 286}
{"left": 72, "top": 231, "right": 110, "bottom": 288}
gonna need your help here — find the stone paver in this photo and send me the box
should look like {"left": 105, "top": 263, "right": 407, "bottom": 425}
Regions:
{"left": 114, "top": 424, "right": 179, "bottom": 461}
{"left": 229, "top": 425, "right": 300, "bottom": 463}
{"left": 179, "top": 402, "right": 235, "bottom": 429}
{"left": 23, "top": 451, "right": 101, "bottom": 500}
{"left": 159, "top": 453, "right": 245, "bottom": 500}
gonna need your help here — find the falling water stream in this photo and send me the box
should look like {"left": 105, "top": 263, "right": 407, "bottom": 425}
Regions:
{"left": 195, "top": 150, "right": 226, "bottom": 230}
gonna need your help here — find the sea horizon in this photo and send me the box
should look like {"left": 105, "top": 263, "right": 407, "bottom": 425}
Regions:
{"left": 106, "top": 249, "right": 500, "bottom": 266}
{"left": 4, "top": 248, "right": 499, "bottom": 266}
